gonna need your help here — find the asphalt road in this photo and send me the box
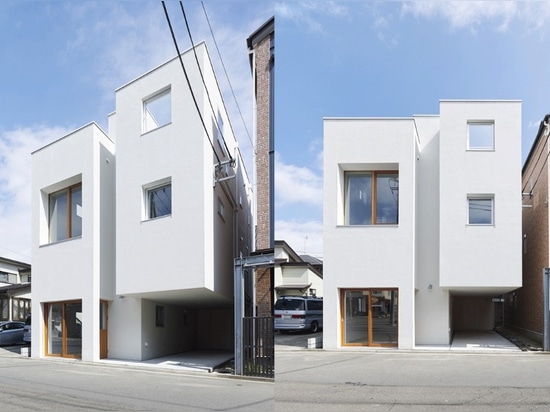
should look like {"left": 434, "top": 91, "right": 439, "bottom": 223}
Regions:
{"left": 275, "top": 350, "right": 550, "bottom": 411}
{"left": 0, "top": 349, "right": 273, "bottom": 411}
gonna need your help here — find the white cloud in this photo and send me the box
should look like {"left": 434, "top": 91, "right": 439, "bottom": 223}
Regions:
{"left": 400, "top": 1, "right": 550, "bottom": 34}
{"left": 0, "top": 126, "right": 71, "bottom": 262}
{"left": 275, "top": 154, "right": 323, "bottom": 207}
{"left": 276, "top": 218, "right": 323, "bottom": 258}
{"left": 275, "top": 1, "right": 349, "bottom": 32}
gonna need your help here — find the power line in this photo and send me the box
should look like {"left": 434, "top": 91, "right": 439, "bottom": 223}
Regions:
{"left": 178, "top": 1, "right": 233, "bottom": 162}
{"left": 161, "top": 1, "right": 221, "bottom": 164}
{"left": 201, "top": 0, "right": 254, "bottom": 153}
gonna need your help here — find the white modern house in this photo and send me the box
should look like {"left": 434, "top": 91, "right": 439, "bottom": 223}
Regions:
{"left": 323, "top": 100, "right": 522, "bottom": 349}
{"left": 31, "top": 42, "right": 252, "bottom": 362}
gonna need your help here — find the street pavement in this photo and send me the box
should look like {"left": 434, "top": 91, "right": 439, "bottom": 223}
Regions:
{"left": 275, "top": 349, "right": 550, "bottom": 411}
{"left": 0, "top": 345, "right": 273, "bottom": 411}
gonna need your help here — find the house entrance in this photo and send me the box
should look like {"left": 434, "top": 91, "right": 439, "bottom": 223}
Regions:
{"left": 44, "top": 300, "right": 82, "bottom": 358}
{"left": 340, "top": 289, "right": 398, "bottom": 347}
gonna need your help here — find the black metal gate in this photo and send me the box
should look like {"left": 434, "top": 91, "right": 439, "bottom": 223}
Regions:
{"left": 242, "top": 317, "right": 274, "bottom": 379}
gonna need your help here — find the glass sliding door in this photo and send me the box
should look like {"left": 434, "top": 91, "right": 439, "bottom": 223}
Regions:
{"left": 371, "top": 290, "right": 398, "bottom": 345}
{"left": 343, "top": 290, "right": 369, "bottom": 344}
{"left": 45, "top": 300, "right": 82, "bottom": 358}
{"left": 47, "top": 303, "right": 63, "bottom": 355}
{"left": 65, "top": 302, "right": 82, "bottom": 356}
{"left": 341, "top": 289, "right": 398, "bottom": 347}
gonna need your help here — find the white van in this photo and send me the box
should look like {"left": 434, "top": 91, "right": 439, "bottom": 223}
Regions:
{"left": 274, "top": 296, "right": 323, "bottom": 333}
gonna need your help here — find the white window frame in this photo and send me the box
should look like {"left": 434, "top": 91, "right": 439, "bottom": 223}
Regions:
{"left": 467, "top": 196, "right": 494, "bottom": 225}
{"left": 467, "top": 122, "right": 494, "bottom": 151}
{"left": 143, "top": 178, "right": 172, "bottom": 221}
{"left": 142, "top": 87, "right": 171, "bottom": 134}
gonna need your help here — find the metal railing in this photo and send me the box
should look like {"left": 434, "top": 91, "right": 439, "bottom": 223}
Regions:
{"left": 242, "top": 317, "right": 274, "bottom": 379}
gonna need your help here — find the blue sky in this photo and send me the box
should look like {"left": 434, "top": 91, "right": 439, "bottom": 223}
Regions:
{"left": 2, "top": 1, "right": 550, "bottom": 265}
{"left": 0, "top": 1, "right": 271, "bottom": 262}
{"left": 275, "top": 1, "right": 550, "bottom": 259}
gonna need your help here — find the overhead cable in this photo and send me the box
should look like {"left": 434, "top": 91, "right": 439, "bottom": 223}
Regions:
{"left": 179, "top": 1, "right": 234, "bottom": 162}
{"left": 161, "top": 1, "right": 221, "bottom": 164}
{"left": 201, "top": 0, "right": 254, "bottom": 153}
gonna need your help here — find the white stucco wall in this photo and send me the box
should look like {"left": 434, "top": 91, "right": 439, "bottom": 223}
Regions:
{"left": 439, "top": 101, "right": 522, "bottom": 292}
{"left": 115, "top": 42, "right": 249, "bottom": 303}
{"left": 323, "top": 118, "right": 417, "bottom": 349}
{"left": 31, "top": 123, "right": 115, "bottom": 361}
{"left": 413, "top": 115, "right": 451, "bottom": 344}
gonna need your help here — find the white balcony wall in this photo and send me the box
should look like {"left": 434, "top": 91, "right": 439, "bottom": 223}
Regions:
{"left": 323, "top": 118, "right": 417, "bottom": 349}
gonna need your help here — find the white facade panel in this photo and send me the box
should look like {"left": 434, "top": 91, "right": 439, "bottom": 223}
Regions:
{"left": 323, "top": 118, "right": 416, "bottom": 349}
{"left": 31, "top": 123, "right": 115, "bottom": 360}
{"left": 439, "top": 101, "right": 522, "bottom": 292}
{"left": 323, "top": 100, "right": 522, "bottom": 348}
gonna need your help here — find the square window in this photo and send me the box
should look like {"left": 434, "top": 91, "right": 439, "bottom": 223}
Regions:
{"left": 468, "top": 122, "right": 494, "bottom": 150}
{"left": 49, "top": 184, "right": 82, "bottom": 243}
{"left": 146, "top": 183, "right": 172, "bottom": 219}
{"left": 143, "top": 88, "right": 171, "bottom": 133}
{"left": 345, "top": 171, "right": 398, "bottom": 225}
{"left": 468, "top": 197, "right": 493, "bottom": 225}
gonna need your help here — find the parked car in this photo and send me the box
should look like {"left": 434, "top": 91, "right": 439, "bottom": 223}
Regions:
{"left": 0, "top": 321, "right": 25, "bottom": 345}
{"left": 23, "top": 314, "right": 31, "bottom": 344}
{"left": 274, "top": 296, "right": 323, "bottom": 333}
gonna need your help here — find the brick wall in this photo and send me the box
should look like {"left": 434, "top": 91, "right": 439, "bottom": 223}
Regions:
{"left": 506, "top": 130, "right": 549, "bottom": 337}
{"left": 254, "top": 31, "right": 273, "bottom": 317}
{"left": 255, "top": 34, "right": 271, "bottom": 251}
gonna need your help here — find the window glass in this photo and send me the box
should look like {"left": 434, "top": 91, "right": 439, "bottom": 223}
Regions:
{"left": 71, "top": 185, "right": 82, "bottom": 238}
{"left": 143, "top": 89, "right": 171, "bottom": 133}
{"left": 468, "top": 123, "right": 494, "bottom": 150}
{"left": 48, "top": 184, "right": 82, "bottom": 243}
{"left": 468, "top": 198, "right": 493, "bottom": 224}
{"left": 345, "top": 171, "right": 398, "bottom": 225}
{"left": 376, "top": 173, "right": 399, "bottom": 224}
{"left": 49, "top": 190, "right": 68, "bottom": 242}
{"left": 147, "top": 183, "right": 172, "bottom": 219}
{"left": 346, "top": 172, "right": 372, "bottom": 225}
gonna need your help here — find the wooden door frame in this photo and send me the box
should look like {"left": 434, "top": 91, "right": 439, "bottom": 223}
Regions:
{"left": 340, "top": 288, "right": 398, "bottom": 348}
{"left": 43, "top": 300, "right": 82, "bottom": 359}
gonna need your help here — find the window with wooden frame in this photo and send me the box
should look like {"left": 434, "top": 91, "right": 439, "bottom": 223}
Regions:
{"left": 345, "top": 171, "right": 399, "bottom": 225}
{"left": 48, "top": 183, "right": 82, "bottom": 243}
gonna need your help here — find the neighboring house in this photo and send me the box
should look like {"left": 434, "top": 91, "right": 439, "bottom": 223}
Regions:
{"left": 323, "top": 100, "right": 522, "bottom": 349}
{"left": 0, "top": 257, "right": 31, "bottom": 322}
{"left": 247, "top": 17, "right": 274, "bottom": 317}
{"left": 504, "top": 114, "right": 550, "bottom": 343}
{"left": 31, "top": 42, "right": 252, "bottom": 362}
{"left": 274, "top": 240, "right": 323, "bottom": 299}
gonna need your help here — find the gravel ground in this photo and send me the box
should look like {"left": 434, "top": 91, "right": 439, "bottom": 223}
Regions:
{"left": 495, "top": 325, "right": 543, "bottom": 351}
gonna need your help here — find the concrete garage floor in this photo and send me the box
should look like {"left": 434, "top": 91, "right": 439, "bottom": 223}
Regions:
{"left": 102, "top": 350, "right": 234, "bottom": 373}
{"left": 275, "top": 329, "right": 533, "bottom": 353}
